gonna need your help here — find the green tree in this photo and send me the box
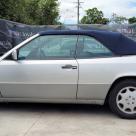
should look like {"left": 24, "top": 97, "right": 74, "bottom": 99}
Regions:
{"left": 128, "top": 17, "right": 136, "bottom": 24}
{"left": 81, "top": 8, "right": 109, "bottom": 24}
{"left": 0, "top": 0, "right": 60, "bottom": 25}
{"left": 25, "top": 0, "right": 60, "bottom": 25}
{"left": 0, "top": 0, "right": 26, "bottom": 23}
{"left": 110, "top": 13, "right": 128, "bottom": 24}
{"left": 38, "top": 0, "right": 60, "bottom": 25}
{"left": 24, "top": 0, "right": 40, "bottom": 24}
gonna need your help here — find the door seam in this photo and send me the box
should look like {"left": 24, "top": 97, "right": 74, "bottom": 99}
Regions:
{"left": 75, "top": 59, "right": 79, "bottom": 99}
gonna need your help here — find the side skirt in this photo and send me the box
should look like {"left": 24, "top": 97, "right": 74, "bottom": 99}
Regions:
{"left": 0, "top": 98, "right": 104, "bottom": 105}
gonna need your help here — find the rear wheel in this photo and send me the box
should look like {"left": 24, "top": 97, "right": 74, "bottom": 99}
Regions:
{"left": 109, "top": 79, "right": 136, "bottom": 119}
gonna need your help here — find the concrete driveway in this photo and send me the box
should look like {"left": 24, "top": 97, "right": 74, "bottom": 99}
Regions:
{"left": 0, "top": 103, "right": 135, "bottom": 136}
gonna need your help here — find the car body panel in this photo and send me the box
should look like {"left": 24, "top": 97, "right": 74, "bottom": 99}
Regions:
{"left": 77, "top": 56, "right": 136, "bottom": 100}
{"left": 0, "top": 60, "right": 78, "bottom": 99}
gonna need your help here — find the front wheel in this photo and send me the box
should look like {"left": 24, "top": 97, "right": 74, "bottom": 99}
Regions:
{"left": 109, "top": 79, "right": 136, "bottom": 119}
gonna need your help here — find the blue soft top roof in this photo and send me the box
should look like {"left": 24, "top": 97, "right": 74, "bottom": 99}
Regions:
{"left": 40, "top": 30, "right": 136, "bottom": 55}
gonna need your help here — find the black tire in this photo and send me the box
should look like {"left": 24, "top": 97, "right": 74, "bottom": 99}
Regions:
{"left": 108, "top": 79, "right": 136, "bottom": 119}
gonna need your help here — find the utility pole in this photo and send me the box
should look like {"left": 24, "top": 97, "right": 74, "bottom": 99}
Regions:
{"left": 74, "top": 0, "right": 84, "bottom": 24}
{"left": 77, "top": 0, "right": 80, "bottom": 24}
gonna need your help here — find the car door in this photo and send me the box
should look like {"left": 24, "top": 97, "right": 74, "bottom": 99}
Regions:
{"left": 0, "top": 35, "right": 78, "bottom": 99}
{"left": 76, "top": 35, "right": 114, "bottom": 100}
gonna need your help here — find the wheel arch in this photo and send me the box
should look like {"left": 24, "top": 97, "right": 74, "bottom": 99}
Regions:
{"left": 105, "top": 76, "right": 136, "bottom": 104}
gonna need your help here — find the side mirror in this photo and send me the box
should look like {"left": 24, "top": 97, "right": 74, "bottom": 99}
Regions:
{"left": 12, "top": 50, "right": 18, "bottom": 60}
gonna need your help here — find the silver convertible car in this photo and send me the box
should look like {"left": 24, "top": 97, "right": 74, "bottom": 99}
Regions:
{"left": 0, "top": 30, "right": 136, "bottom": 119}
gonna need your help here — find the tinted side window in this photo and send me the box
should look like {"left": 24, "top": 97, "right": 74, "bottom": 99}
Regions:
{"left": 77, "top": 36, "right": 113, "bottom": 58}
{"left": 18, "top": 35, "right": 78, "bottom": 60}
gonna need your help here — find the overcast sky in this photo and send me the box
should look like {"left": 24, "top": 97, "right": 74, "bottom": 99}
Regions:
{"left": 59, "top": 0, "right": 136, "bottom": 24}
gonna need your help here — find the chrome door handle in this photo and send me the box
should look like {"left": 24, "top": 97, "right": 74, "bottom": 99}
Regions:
{"left": 61, "top": 65, "right": 77, "bottom": 69}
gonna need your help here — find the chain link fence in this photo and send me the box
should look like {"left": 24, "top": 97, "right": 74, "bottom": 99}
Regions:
{"left": 0, "top": 19, "right": 136, "bottom": 56}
